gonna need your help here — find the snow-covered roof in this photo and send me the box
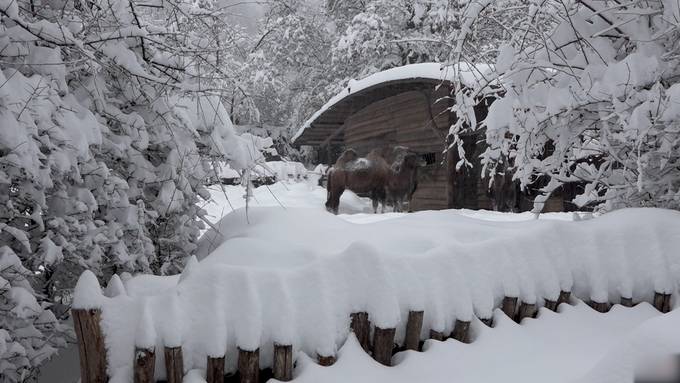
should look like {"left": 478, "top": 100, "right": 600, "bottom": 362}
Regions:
{"left": 292, "top": 62, "right": 491, "bottom": 145}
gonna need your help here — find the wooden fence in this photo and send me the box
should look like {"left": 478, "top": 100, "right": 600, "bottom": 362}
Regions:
{"left": 72, "top": 289, "right": 673, "bottom": 383}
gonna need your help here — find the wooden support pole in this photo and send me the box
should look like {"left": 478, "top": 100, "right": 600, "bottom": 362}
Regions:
{"left": 429, "top": 329, "right": 445, "bottom": 341}
{"left": 451, "top": 320, "right": 470, "bottom": 344}
{"left": 373, "top": 327, "right": 396, "bottom": 366}
{"left": 663, "top": 294, "right": 672, "bottom": 313}
{"left": 544, "top": 299, "right": 558, "bottom": 312}
{"left": 350, "top": 312, "right": 370, "bottom": 352}
{"left": 238, "top": 348, "right": 259, "bottom": 383}
{"left": 557, "top": 291, "right": 571, "bottom": 306}
{"left": 164, "top": 346, "right": 184, "bottom": 383}
{"left": 134, "top": 348, "right": 155, "bottom": 383}
{"left": 588, "top": 301, "right": 610, "bottom": 313}
{"left": 72, "top": 308, "right": 108, "bottom": 383}
{"left": 206, "top": 356, "right": 225, "bottom": 383}
{"left": 501, "top": 296, "right": 518, "bottom": 319}
{"left": 515, "top": 302, "right": 536, "bottom": 322}
{"left": 653, "top": 292, "right": 672, "bottom": 313}
{"left": 317, "top": 354, "right": 336, "bottom": 366}
{"left": 404, "top": 311, "right": 424, "bottom": 351}
{"left": 272, "top": 344, "right": 293, "bottom": 382}
{"left": 620, "top": 297, "right": 634, "bottom": 307}
{"left": 653, "top": 292, "right": 665, "bottom": 312}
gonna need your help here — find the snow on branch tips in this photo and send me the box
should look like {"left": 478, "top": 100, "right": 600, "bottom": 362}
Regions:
{"left": 0, "top": 0, "right": 269, "bottom": 378}
{"left": 450, "top": 0, "right": 680, "bottom": 212}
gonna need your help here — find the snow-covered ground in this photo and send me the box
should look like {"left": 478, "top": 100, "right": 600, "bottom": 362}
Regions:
{"left": 66, "top": 180, "right": 680, "bottom": 383}
{"left": 295, "top": 302, "right": 680, "bottom": 383}
{"left": 199, "top": 181, "right": 581, "bottom": 230}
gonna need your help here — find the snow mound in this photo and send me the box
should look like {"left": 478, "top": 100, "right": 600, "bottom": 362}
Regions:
{"left": 73, "top": 207, "right": 680, "bottom": 381}
{"left": 294, "top": 301, "right": 672, "bottom": 383}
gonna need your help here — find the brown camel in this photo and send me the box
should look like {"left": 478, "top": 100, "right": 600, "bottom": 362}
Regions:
{"left": 325, "top": 149, "right": 389, "bottom": 214}
{"left": 386, "top": 146, "right": 425, "bottom": 212}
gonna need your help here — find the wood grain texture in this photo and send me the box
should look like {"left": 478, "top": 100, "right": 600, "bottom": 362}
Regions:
{"left": 238, "top": 348, "right": 259, "bottom": 383}
{"left": 72, "top": 308, "right": 108, "bottom": 383}
{"left": 350, "top": 312, "right": 371, "bottom": 352}
{"left": 501, "top": 296, "right": 518, "bottom": 318}
{"left": 164, "top": 346, "right": 184, "bottom": 383}
{"left": 273, "top": 344, "right": 293, "bottom": 382}
{"left": 451, "top": 320, "right": 471, "bottom": 344}
{"left": 404, "top": 311, "right": 424, "bottom": 351}
{"left": 515, "top": 302, "right": 537, "bottom": 322}
{"left": 206, "top": 355, "right": 225, "bottom": 383}
{"left": 134, "top": 348, "right": 155, "bottom": 383}
{"left": 373, "top": 327, "right": 396, "bottom": 366}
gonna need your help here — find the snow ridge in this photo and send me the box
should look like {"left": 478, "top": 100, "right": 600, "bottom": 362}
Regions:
{"left": 73, "top": 207, "right": 680, "bottom": 381}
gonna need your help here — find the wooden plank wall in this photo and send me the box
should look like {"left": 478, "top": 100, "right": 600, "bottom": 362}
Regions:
{"left": 343, "top": 88, "right": 452, "bottom": 211}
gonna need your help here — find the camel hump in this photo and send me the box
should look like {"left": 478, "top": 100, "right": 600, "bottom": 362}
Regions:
{"left": 337, "top": 149, "right": 358, "bottom": 162}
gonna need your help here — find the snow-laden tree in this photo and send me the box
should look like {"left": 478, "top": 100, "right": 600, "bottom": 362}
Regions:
{"left": 0, "top": 246, "right": 69, "bottom": 382}
{"left": 0, "top": 0, "right": 268, "bottom": 377}
{"left": 450, "top": 0, "right": 680, "bottom": 211}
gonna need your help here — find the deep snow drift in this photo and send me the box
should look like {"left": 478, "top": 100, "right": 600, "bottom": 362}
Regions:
{"left": 295, "top": 302, "right": 680, "bottom": 383}
{"left": 73, "top": 201, "right": 680, "bottom": 382}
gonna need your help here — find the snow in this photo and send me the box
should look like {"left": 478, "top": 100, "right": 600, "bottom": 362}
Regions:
{"left": 76, "top": 195, "right": 680, "bottom": 382}
{"left": 293, "top": 302, "right": 675, "bottom": 383}
{"left": 291, "top": 62, "right": 492, "bottom": 143}
{"left": 72, "top": 270, "right": 105, "bottom": 310}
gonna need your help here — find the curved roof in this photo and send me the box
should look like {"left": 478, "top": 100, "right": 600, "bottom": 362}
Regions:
{"left": 292, "top": 63, "right": 489, "bottom": 147}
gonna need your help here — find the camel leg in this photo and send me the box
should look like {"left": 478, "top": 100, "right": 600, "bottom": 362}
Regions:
{"left": 372, "top": 198, "right": 379, "bottom": 214}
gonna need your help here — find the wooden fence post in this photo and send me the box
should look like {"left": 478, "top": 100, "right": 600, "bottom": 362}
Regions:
{"left": 501, "top": 296, "right": 518, "bottom": 319}
{"left": 350, "top": 312, "right": 370, "bottom": 352}
{"left": 588, "top": 301, "right": 610, "bottom": 313}
{"left": 429, "top": 330, "right": 445, "bottom": 341}
{"left": 404, "top": 311, "right": 424, "bottom": 351}
{"left": 557, "top": 291, "right": 571, "bottom": 306}
{"left": 238, "top": 348, "right": 259, "bottom": 383}
{"left": 317, "top": 354, "right": 336, "bottom": 366}
{"left": 620, "top": 297, "right": 634, "bottom": 307}
{"left": 72, "top": 308, "right": 108, "bottom": 383}
{"left": 515, "top": 301, "right": 536, "bottom": 322}
{"left": 663, "top": 294, "right": 672, "bottom": 313}
{"left": 273, "top": 344, "right": 293, "bottom": 381}
{"left": 164, "top": 346, "right": 184, "bottom": 383}
{"left": 206, "top": 356, "right": 225, "bottom": 383}
{"left": 544, "top": 299, "right": 558, "bottom": 312}
{"left": 373, "top": 327, "right": 396, "bottom": 366}
{"left": 134, "top": 348, "right": 155, "bottom": 383}
{"left": 451, "top": 320, "right": 470, "bottom": 344}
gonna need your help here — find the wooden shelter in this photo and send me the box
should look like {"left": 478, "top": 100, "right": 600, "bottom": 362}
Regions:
{"left": 293, "top": 63, "right": 568, "bottom": 212}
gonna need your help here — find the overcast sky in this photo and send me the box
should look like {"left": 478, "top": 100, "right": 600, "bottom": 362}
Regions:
{"left": 220, "top": 0, "right": 267, "bottom": 34}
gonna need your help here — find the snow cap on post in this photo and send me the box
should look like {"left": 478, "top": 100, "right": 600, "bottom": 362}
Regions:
{"left": 179, "top": 255, "right": 199, "bottom": 283}
{"left": 135, "top": 300, "right": 157, "bottom": 350}
{"left": 73, "top": 270, "right": 105, "bottom": 309}
{"left": 161, "top": 293, "right": 183, "bottom": 348}
{"left": 105, "top": 274, "right": 127, "bottom": 297}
